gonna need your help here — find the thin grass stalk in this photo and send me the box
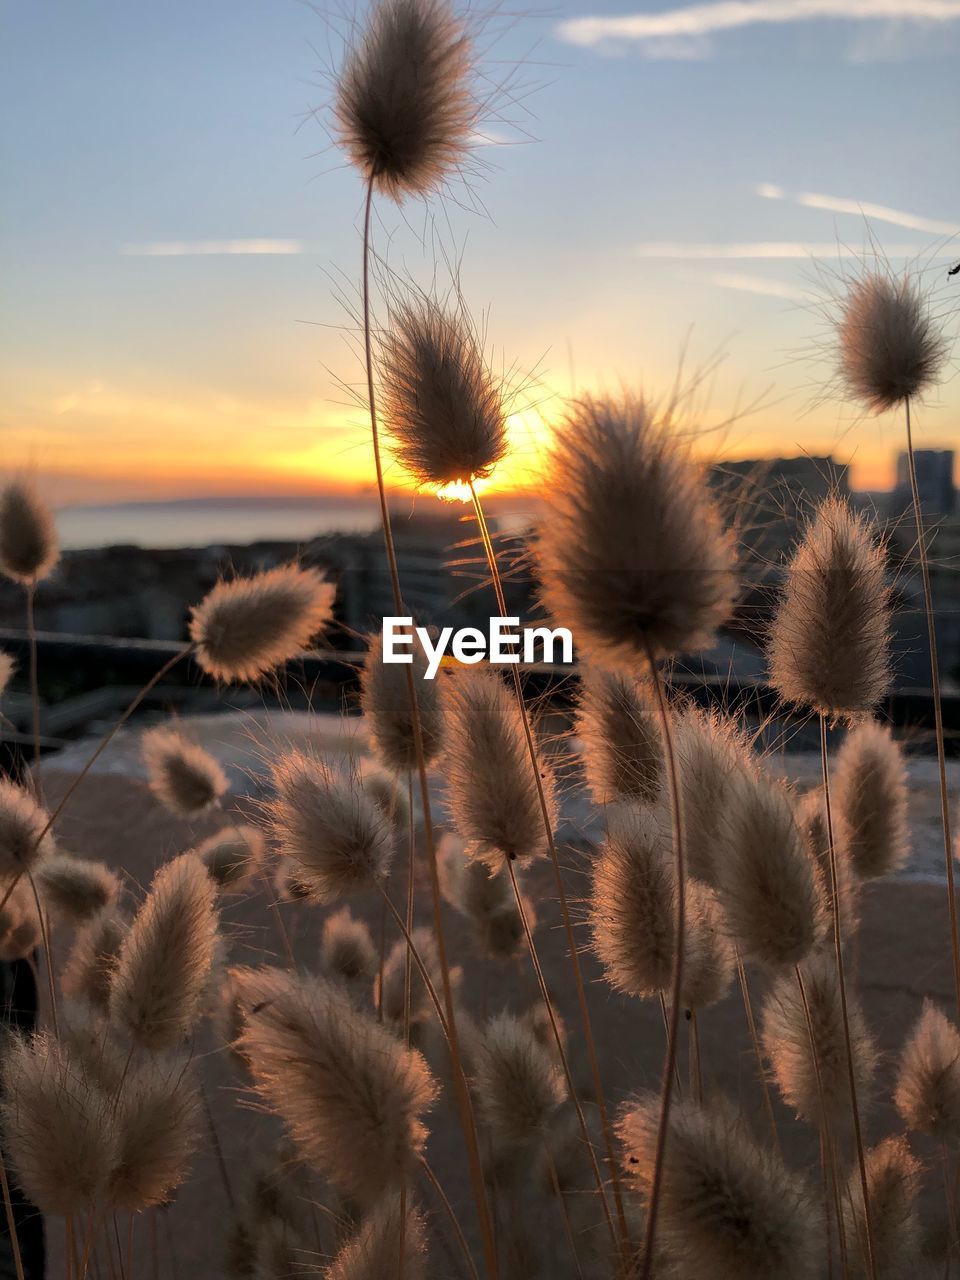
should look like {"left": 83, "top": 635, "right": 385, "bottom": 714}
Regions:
{"left": 0, "top": 1148, "right": 26, "bottom": 1280}
{"left": 420, "top": 1156, "right": 481, "bottom": 1280}
{"left": 659, "top": 993, "right": 683, "bottom": 1097}
{"left": 737, "top": 956, "right": 780, "bottom": 1154}
{"left": 150, "top": 1209, "right": 158, "bottom": 1280}
{"left": 796, "top": 966, "right": 850, "bottom": 1280}
{"left": 112, "top": 1212, "right": 127, "bottom": 1280}
{"left": 503, "top": 855, "right": 619, "bottom": 1258}
{"left": 361, "top": 173, "right": 498, "bottom": 1280}
{"left": 943, "top": 1141, "right": 955, "bottom": 1280}
{"left": 637, "top": 637, "right": 686, "bottom": 1280}
{"left": 689, "top": 1011, "right": 702, "bottom": 1105}
{"left": 199, "top": 1081, "right": 236, "bottom": 1213}
{"left": 468, "top": 481, "right": 629, "bottom": 1260}
{"left": 820, "top": 714, "right": 877, "bottom": 1280}
{"left": 821, "top": 1134, "right": 834, "bottom": 1280}
{"left": 259, "top": 868, "right": 296, "bottom": 968}
{"left": 66, "top": 1215, "right": 77, "bottom": 1280}
{"left": 374, "top": 879, "right": 449, "bottom": 1040}
{"left": 400, "top": 770, "right": 415, "bottom": 1280}
{"left": 542, "top": 1137, "right": 586, "bottom": 1280}
{"left": 25, "top": 581, "right": 41, "bottom": 791}
{"left": 377, "top": 896, "right": 387, "bottom": 1022}
{"left": 25, "top": 866, "right": 58, "bottom": 1036}
{"left": 905, "top": 398, "right": 960, "bottom": 1017}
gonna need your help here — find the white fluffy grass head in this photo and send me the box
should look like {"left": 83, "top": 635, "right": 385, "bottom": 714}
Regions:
{"left": 833, "top": 720, "right": 909, "bottom": 881}
{"left": 0, "top": 777, "right": 55, "bottom": 877}
{"left": 335, "top": 0, "right": 477, "bottom": 203}
{"left": 536, "top": 394, "right": 738, "bottom": 663}
{"left": 674, "top": 705, "right": 754, "bottom": 885}
{"left": 320, "top": 906, "right": 377, "bottom": 983}
{"left": 837, "top": 270, "right": 948, "bottom": 413}
{"left": 716, "top": 770, "right": 824, "bottom": 969}
{"left": 576, "top": 666, "right": 663, "bottom": 807}
{"left": 619, "top": 1093, "right": 822, "bottom": 1279}
{"left": 763, "top": 952, "right": 877, "bottom": 1135}
{"left": 232, "top": 965, "right": 438, "bottom": 1206}
{"left": 109, "top": 1056, "right": 202, "bottom": 1211}
{"left": 193, "top": 824, "right": 265, "bottom": 892}
{"left": 326, "top": 1195, "right": 426, "bottom": 1280}
{"left": 110, "top": 852, "right": 218, "bottom": 1050}
{"left": 895, "top": 1000, "right": 960, "bottom": 1143}
{"left": 360, "top": 628, "right": 443, "bottom": 770}
{"left": 376, "top": 925, "right": 439, "bottom": 1027}
{"left": 61, "top": 906, "right": 127, "bottom": 1010}
{"left": 768, "top": 497, "right": 891, "bottom": 720}
{"left": 441, "top": 666, "right": 556, "bottom": 868}
{"left": 797, "top": 788, "right": 859, "bottom": 937}
{"left": 142, "top": 726, "right": 228, "bottom": 817}
{"left": 0, "top": 1032, "right": 117, "bottom": 1215}
{"left": 0, "top": 480, "right": 59, "bottom": 584}
{"left": 683, "top": 879, "right": 736, "bottom": 1012}
{"left": 590, "top": 807, "right": 675, "bottom": 999}
{"left": 38, "top": 852, "right": 120, "bottom": 923}
{"left": 439, "top": 832, "right": 527, "bottom": 960}
{"left": 189, "top": 564, "right": 335, "bottom": 683}
{"left": 474, "top": 1011, "right": 564, "bottom": 1152}
{"left": 379, "top": 295, "right": 507, "bottom": 487}
{"left": 843, "top": 1136, "right": 921, "bottom": 1278}
{"left": 267, "top": 750, "right": 394, "bottom": 901}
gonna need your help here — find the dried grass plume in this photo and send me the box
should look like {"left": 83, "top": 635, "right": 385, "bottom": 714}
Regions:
{"left": 895, "top": 1000, "right": 960, "bottom": 1142}
{"left": 833, "top": 720, "right": 909, "bottom": 880}
{"left": 0, "top": 480, "right": 59, "bottom": 584}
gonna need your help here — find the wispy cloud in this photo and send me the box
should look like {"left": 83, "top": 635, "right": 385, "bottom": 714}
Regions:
{"left": 707, "top": 271, "right": 808, "bottom": 299}
{"left": 756, "top": 182, "right": 960, "bottom": 235}
{"left": 632, "top": 240, "right": 948, "bottom": 259}
{"left": 558, "top": 1, "right": 960, "bottom": 48}
{"left": 121, "top": 239, "right": 302, "bottom": 257}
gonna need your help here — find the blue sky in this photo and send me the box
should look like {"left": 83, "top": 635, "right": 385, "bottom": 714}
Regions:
{"left": 2, "top": 0, "right": 958, "bottom": 503}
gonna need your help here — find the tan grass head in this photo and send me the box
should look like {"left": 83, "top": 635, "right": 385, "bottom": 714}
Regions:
{"left": 326, "top": 1195, "right": 426, "bottom": 1280}
{"left": 379, "top": 296, "right": 507, "bottom": 487}
{"left": 838, "top": 270, "right": 948, "bottom": 413}
{"left": 61, "top": 905, "right": 128, "bottom": 1010}
{"left": 268, "top": 750, "right": 394, "bottom": 901}
{"left": 189, "top": 563, "right": 335, "bottom": 683}
{"left": 833, "top": 720, "right": 909, "bottom": 880}
{"left": 674, "top": 705, "right": 754, "bottom": 885}
{"left": 0, "top": 480, "right": 59, "bottom": 584}
{"left": 335, "top": 0, "right": 476, "bottom": 203}
{"left": 576, "top": 666, "right": 664, "bottom": 807}
{"left": 441, "top": 666, "right": 556, "bottom": 868}
{"left": 716, "top": 770, "right": 823, "bottom": 968}
{"left": 536, "top": 394, "right": 738, "bottom": 663}
{"left": 360, "top": 627, "right": 443, "bottom": 770}
{"left": 108, "top": 1055, "right": 202, "bottom": 1210}
{"left": 763, "top": 952, "right": 877, "bottom": 1135}
{"left": 474, "top": 1011, "right": 564, "bottom": 1152}
{"left": 0, "top": 777, "right": 56, "bottom": 876}
{"left": 142, "top": 725, "right": 228, "bottom": 817}
{"left": 232, "top": 965, "right": 438, "bottom": 1206}
{"left": 768, "top": 497, "right": 891, "bottom": 720}
{"left": 797, "top": 787, "right": 860, "bottom": 938}
{"left": 619, "top": 1092, "right": 822, "bottom": 1279}
{"left": 895, "top": 999, "right": 960, "bottom": 1143}
{"left": 38, "top": 851, "right": 120, "bottom": 923}
{"left": 110, "top": 852, "right": 219, "bottom": 1050}
{"left": 682, "top": 879, "right": 736, "bottom": 1012}
{"left": 439, "top": 832, "right": 527, "bottom": 960}
{"left": 376, "top": 924, "right": 439, "bottom": 1027}
{"left": 843, "top": 1136, "right": 921, "bottom": 1277}
{"left": 193, "top": 824, "right": 265, "bottom": 892}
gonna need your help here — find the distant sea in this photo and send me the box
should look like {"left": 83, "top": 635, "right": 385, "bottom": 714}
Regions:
{"left": 56, "top": 495, "right": 382, "bottom": 551}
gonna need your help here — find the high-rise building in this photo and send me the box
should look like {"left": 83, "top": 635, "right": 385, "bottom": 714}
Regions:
{"left": 893, "top": 449, "right": 955, "bottom": 517}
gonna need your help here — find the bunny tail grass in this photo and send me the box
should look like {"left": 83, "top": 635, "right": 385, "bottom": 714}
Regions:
{"left": 470, "top": 480, "right": 631, "bottom": 1260}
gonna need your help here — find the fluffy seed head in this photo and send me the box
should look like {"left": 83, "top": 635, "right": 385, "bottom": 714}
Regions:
{"left": 109, "top": 1057, "right": 202, "bottom": 1210}
{"left": 110, "top": 853, "right": 219, "bottom": 1050}
{"left": 838, "top": 271, "right": 948, "bottom": 412}
{"left": 439, "top": 832, "right": 527, "bottom": 959}
{"left": 769, "top": 498, "right": 891, "bottom": 720}
{"left": 576, "top": 667, "right": 663, "bottom": 807}
{"left": 189, "top": 564, "right": 335, "bottom": 683}
{"left": 716, "top": 770, "right": 823, "bottom": 968}
{"left": 360, "top": 628, "right": 443, "bottom": 769}
{"left": 590, "top": 808, "right": 675, "bottom": 999}
{"left": 359, "top": 760, "right": 412, "bottom": 831}
{"left": 0, "top": 913, "right": 41, "bottom": 962}
{"left": 268, "top": 751, "right": 394, "bottom": 901}
{"left": 326, "top": 1196, "right": 426, "bottom": 1280}
{"left": 441, "top": 667, "right": 557, "bottom": 868}
{"left": 0, "top": 777, "right": 55, "bottom": 876}
{"left": 537, "top": 395, "right": 738, "bottom": 662}
{"left": 321, "top": 907, "right": 377, "bottom": 983}
{"left": 474, "top": 1012, "right": 564, "bottom": 1151}
{"left": 379, "top": 297, "right": 507, "bottom": 487}
{"left": 0, "top": 650, "right": 13, "bottom": 697}
{"left": 142, "top": 726, "right": 228, "bottom": 817}
{"left": 61, "top": 907, "right": 127, "bottom": 1009}
{"left": 682, "top": 880, "right": 736, "bottom": 1012}
{"left": 335, "top": 0, "right": 476, "bottom": 203}
{"left": 798, "top": 788, "right": 859, "bottom": 937}
{"left": 233, "top": 966, "right": 438, "bottom": 1205}
{"left": 763, "top": 953, "right": 877, "bottom": 1134}
{"left": 0, "top": 1032, "right": 117, "bottom": 1215}
{"left": 193, "top": 824, "right": 265, "bottom": 892}
{"left": 674, "top": 706, "right": 753, "bottom": 885}
{"left": 895, "top": 1000, "right": 960, "bottom": 1142}
{"left": 376, "top": 925, "right": 439, "bottom": 1027}
{"left": 619, "top": 1093, "right": 822, "bottom": 1279}
{"left": 0, "top": 481, "right": 59, "bottom": 584}
{"left": 843, "top": 1137, "right": 921, "bottom": 1277}
{"left": 833, "top": 720, "right": 909, "bottom": 880}
{"left": 38, "top": 852, "right": 120, "bottom": 923}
